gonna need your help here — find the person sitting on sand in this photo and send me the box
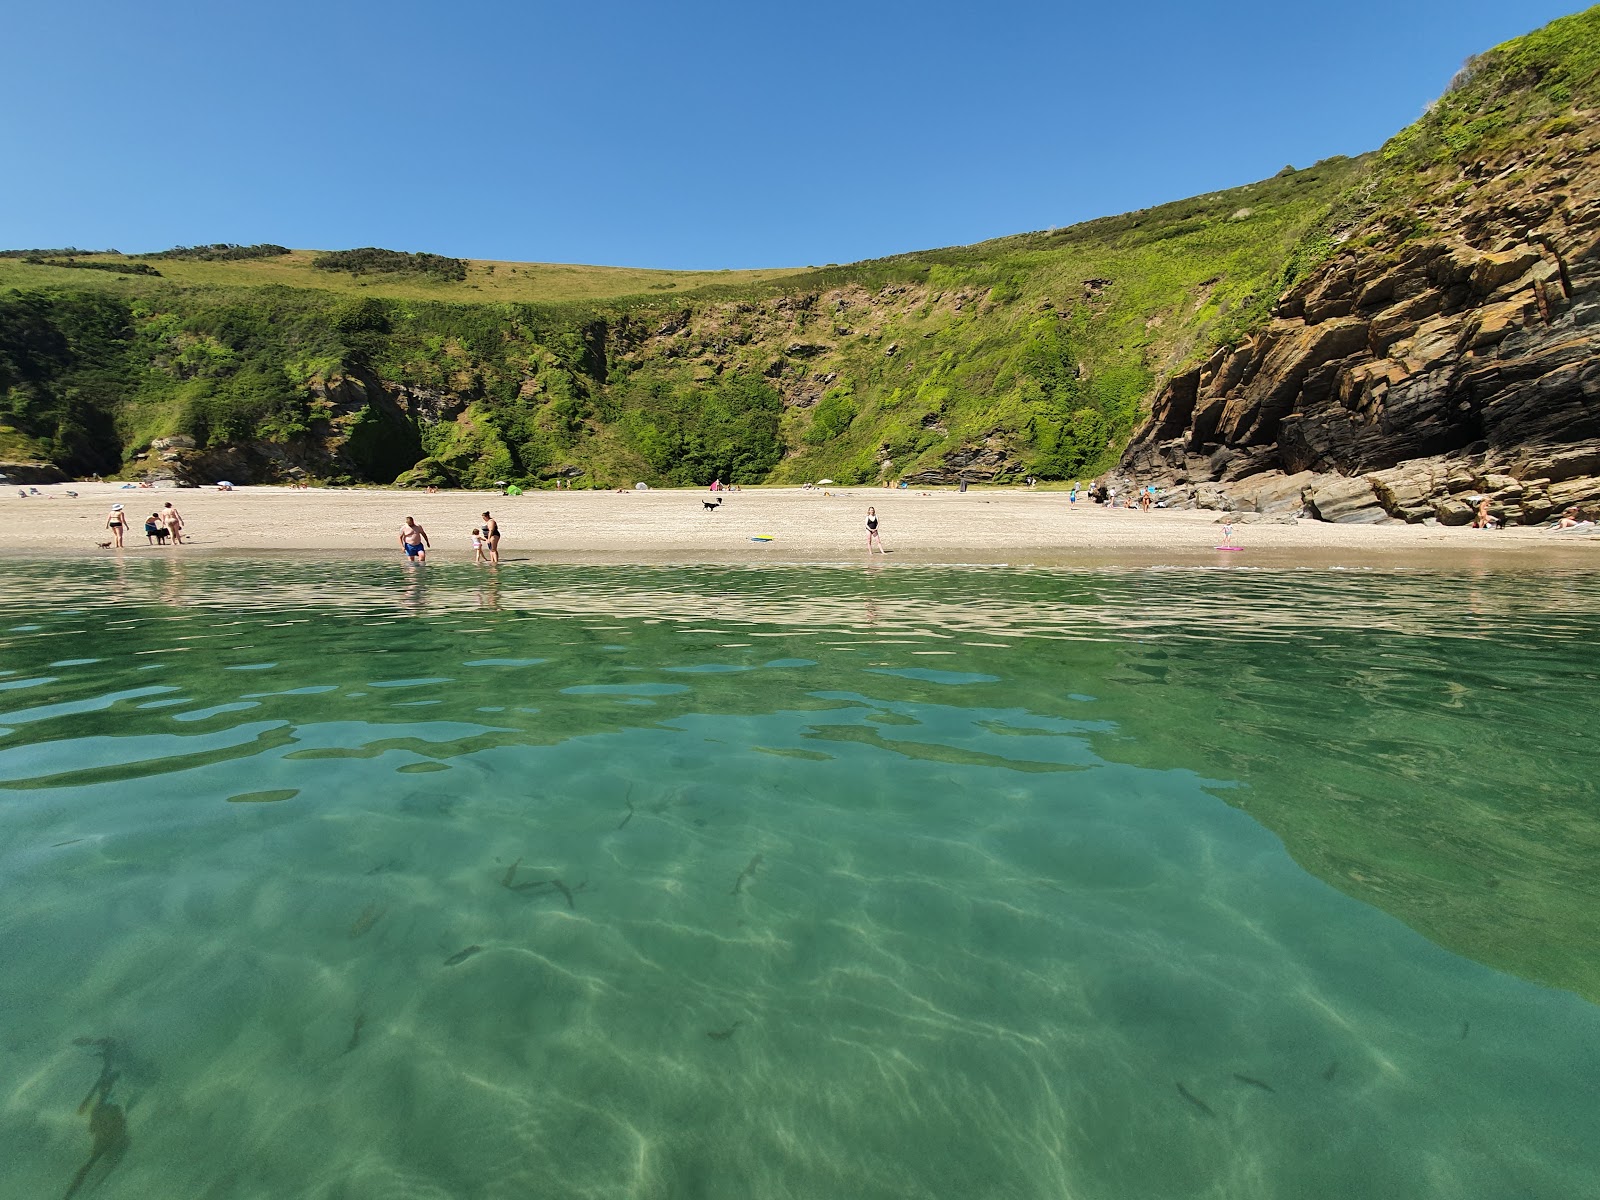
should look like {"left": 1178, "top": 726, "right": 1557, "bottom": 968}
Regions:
{"left": 1555, "top": 506, "right": 1594, "bottom": 531}
{"left": 399, "top": 516, "right": 431, "bottom": 564}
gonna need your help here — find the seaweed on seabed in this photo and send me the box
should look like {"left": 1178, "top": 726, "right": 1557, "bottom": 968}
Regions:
{"left": 501, "top": 858, "right": 583, "bottom": 908}
{"left": 1233, "top": 1073, "right": 1275, "bottom": 1093}
{"left": 63, "top": 1039, "right": 129, "bottom": 1199}
{"left": 731, "top": 854, "right": 762, "bottom": 895}
{"left": 1174, "top": 1081, "right": 1215, "bottom": 1117}
{"left": 349, "top": 904, "right": 386, "bottom": 938}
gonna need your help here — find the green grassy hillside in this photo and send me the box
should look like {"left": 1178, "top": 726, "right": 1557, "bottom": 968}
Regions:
{"left": 0, "top": 159, "right": 1361, "bottom": 486}
{"left": 0, "top": 250, "right": 810, "bottom": 306}
{"left": 3, "top": 4, "right": 1593, "bottom": 488}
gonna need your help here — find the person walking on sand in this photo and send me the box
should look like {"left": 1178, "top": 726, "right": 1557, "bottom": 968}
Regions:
{"left": 161, "top": 501, "right": 185, "bottom": 544}
{"left": 480, "top": 511, "right": 501, "bottom": 564}
{"left": 106, "top": 503, "right": 130, "bottom": 548}
{"left": 399, "top": 516, "right": 431, "bottom": 564}
{"left": 866, "top": 506, "right": 886, "bottom": 554}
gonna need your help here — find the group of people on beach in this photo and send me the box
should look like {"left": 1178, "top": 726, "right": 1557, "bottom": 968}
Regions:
{"left": 1069, "top": 480, "right": 1162, "bottom": 510}
{"left": 104, "top": 501, "right": 184, "bottom": 548}
{"left": 399, "top": 511, "right": 501, "bottom": 565}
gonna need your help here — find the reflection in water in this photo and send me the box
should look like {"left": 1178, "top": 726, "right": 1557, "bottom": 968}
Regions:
{"left": 0, "top": 560, "right": 1596, "bottom": 1199}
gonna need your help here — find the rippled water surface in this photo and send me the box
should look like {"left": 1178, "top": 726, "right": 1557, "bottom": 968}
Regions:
{"left": 2, "top": 559, "right": 1597, "bottom": 1199}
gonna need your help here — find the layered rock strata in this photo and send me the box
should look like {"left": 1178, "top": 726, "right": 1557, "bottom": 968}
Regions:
{"left": 1122, "top": 119, "right": 1600, "bottom": 525}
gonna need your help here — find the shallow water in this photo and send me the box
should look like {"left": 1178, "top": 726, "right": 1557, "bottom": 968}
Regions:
{"left": 2, "top": 559, "right": 1597, "bottom": 1199}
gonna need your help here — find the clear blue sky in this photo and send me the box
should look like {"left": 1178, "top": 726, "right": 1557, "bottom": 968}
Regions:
{"left": 1, "top": 1, "right": 1587, "bottom": 268}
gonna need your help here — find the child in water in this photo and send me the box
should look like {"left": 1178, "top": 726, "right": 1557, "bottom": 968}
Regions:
{"left": 470, "top": 527, "right": 487, "bottom": 564}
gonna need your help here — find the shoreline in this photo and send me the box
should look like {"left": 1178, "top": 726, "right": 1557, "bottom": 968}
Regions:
{"left": 3, "top": 483, "right": 1596, "bottom": 568}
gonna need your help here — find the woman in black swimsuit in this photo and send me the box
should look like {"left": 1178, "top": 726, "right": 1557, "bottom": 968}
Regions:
{"left": 480, "top": 512, "right": 501, "bottom": 564}
{"left": 865, "top": 506, "right": 884, "bottom": 554}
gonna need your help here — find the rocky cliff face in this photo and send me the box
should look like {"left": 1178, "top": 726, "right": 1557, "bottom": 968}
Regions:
{"left": 135, "top": 370, "right": 426, "bottom": 486}
{"left": 1122, "top": 110, "right": 1599, "bottom": 525}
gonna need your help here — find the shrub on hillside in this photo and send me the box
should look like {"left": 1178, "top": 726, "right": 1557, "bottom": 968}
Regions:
{"left": 21, "top": 256, "right": 160, "bottom": 276}
{"left": 145, "top": 244, "right": 290, "bottom": 261}
{"left": 0, "top": 247, "right": 119, "bottom": 258}
{"left": 312, "top": 248, "right": 468, "bottom": 282}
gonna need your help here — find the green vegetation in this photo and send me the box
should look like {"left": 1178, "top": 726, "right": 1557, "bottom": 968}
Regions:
{"left": 0, "top": 249, "right": 810, "bottom": 305}
{"left": 1320, "top": 4, "right": 1600, "bottom": 248}
{"left": 0, "top": 154, "right": 1358, "bottom": 487}
{"left": 22, "top": 257, "right": 160, "bottom": 277}
{"left": 0, "top": 5, "right": 1590, "bottom": 486}
{"left": 311, "top": 248, "right": 469, "bottom": 282}
{"left": 145, "top": 243, "right": 289, "bottom": 262}
{"left": 0, "top": 247, "right": 119, "bottom": 259}
{"left": 1387, "top": 5, "right": 1600, "bottom": 171}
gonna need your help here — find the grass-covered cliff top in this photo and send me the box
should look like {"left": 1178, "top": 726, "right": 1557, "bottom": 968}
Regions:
{"left": 0, "top": 249, "right": 812, "bottom": 306}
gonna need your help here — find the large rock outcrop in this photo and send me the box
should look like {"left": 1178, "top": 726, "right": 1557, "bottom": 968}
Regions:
{"left": 1123, "top": 114, "right": 1600, "bottom": 525}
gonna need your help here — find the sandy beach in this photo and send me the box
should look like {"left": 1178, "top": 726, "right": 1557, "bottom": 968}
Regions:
{"left": 2, "top": 482, "right": 1596, "bottom": 567}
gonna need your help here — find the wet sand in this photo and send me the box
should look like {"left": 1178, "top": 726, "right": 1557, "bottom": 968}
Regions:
{"left": 3, "top": 483, "right": 1596, "bottom": 566}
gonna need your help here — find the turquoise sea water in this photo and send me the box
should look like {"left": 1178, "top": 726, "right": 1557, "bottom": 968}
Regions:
{"left": 2, "top": 559, "right": 1597, "bottom": 1199}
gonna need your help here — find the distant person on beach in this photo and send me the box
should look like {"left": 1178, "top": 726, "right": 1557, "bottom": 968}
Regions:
{"left": 399, "top": 516, "right": 431, "bottom": 564}
{"left": 471, "top": 527, "right": 487, "bottom": 564}
{"left": 144, "top": 513, "right": 166, "bottom": 545}
{"left": 480, "top": 512, "right": 501, "bottom": 563}
{"left": 162, "top": 501, "right": 185, "bottom": 544}
{"left": 1555, "top": 506, "right": 1593, "bottom": 530}
{"left": 866, "top": 506, "right": 885, "bottom": 554}
{"left": 106, "top": 503, "right": 130, "bottom": 548}
{"left": 1471, "top": 497, "right": 1499, "bottom": 529}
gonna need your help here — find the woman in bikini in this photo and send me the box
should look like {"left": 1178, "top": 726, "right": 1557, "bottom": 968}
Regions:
{"left": 866, "top": 507, "right": 885, "bottom": 554}
{"left": 106, "top": 503, "right": 130, "bottom": 548}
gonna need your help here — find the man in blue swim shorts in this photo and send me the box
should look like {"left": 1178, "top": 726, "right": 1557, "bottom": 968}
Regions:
{"left": 399, "top": 516, "right": 431, "bottom": 564}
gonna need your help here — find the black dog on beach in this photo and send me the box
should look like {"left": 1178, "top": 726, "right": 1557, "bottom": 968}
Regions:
{"left": 702, "top": 499, "right": 722, "bottom": 511}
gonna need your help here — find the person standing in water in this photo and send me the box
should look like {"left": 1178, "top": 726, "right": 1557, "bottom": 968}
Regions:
{"left": 480, "top": 511, "right": 501, "bottom": 564}
{"left": 866, "top": 506, "right": 885, "bottom": 554}
{"left": 399, "top": 516, "right": 431, "bottom": 564}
